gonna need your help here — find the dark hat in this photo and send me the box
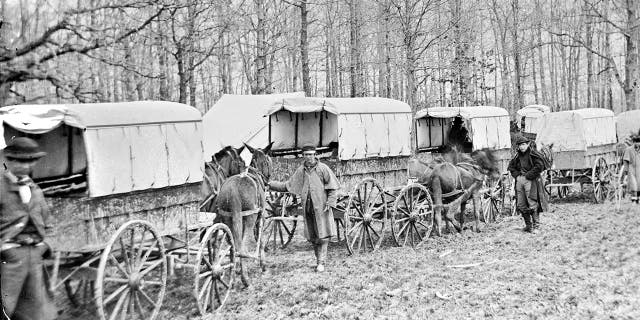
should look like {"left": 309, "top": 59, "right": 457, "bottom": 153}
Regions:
{"left": 3, "top": 137, "right": 46, "bottom": 160}
{"left": 301, "top": 145, "right": 317, "bottom": 153}
{"left": 514, "top": 134, "right": 530, "bottom": 145}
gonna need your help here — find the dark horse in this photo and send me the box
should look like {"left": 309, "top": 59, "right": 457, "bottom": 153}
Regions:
{"left": 200, "top": 146, "right": 246, "bottom": 213}
{"left": 212, "top": 142, "right": 272, "bottom": 287}
{"left": 418, "top": 148, "right": 501, "bottom": 235}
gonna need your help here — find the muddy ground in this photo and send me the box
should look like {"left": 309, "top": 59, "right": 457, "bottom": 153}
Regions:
{"left": 57, "top": 194, "right": 640, "bottom": 320}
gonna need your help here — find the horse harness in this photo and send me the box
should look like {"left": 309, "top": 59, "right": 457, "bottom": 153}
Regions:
{"left": 216, "top": 169, "right": 266, "bottom": 218}
{"left": 439, "top": 162, "right": 485, "bottom": 200}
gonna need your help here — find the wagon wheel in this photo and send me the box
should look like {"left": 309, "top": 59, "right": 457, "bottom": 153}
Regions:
{"left": 391, "top": 183, "right": 433, "bottom": 247}
{"left": 344, "top": 178, "right": 387, "bottom": 255}
{"left": 193, "top": 223, "right": 236, "bottom": 315}
{"left": 95, "top": 220, "right": 167, "bottom": 320}
{"left": 258, "top": 191, "right": 299, "bottom": 251}
{"left": 482, "top": 176, "right": 506, "bottom": 224}
{"left": 592, "top": 157, "right": 613, "bottom": 203}
{"left": 64, "top": 278, "right": 95, "bottom": 308}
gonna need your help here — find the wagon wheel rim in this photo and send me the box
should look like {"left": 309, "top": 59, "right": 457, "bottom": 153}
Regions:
{"left": 95, "top": 220, "right": 167, "bottom": 320}
{"left": 592, "top": 157, "right": 610, "bottom": 203}
{"left": 344, "top": 178, "right": 387, "bottom": 255}
{"left": 193, "top": 223, "right": 236, "bottom": 315}
{"left": 260, "top": 192, "right": 298, "bottom": 251}
{"left": 391, "top": 183, "right": 433, "bottom": 247}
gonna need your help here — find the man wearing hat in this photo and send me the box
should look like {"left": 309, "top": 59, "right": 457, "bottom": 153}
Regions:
{"left": 268, "top": 145, "right": 339, "bottom": 272}
{"left": 620, "top": 131, "right": 640, "bottom": 203}
{"left": 1, "top": 137, "right": 56, "bottom": 320}
{"left": 508, "top": 134, "right": 548, "bottom": 234}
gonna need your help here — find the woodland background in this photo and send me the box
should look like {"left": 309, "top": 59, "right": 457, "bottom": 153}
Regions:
{"left": 1, "top": 0, "right": 639, "bottom": 115}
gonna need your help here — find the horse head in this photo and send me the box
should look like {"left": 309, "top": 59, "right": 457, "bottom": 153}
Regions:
{"left": 245, "top": 142, "right": 273, "bottom": 183}
{"left": 212, "top": 146, "right": 246, "bottom": 177}
{"left": 471, "top": 148, "right": 501, "bottom": 179}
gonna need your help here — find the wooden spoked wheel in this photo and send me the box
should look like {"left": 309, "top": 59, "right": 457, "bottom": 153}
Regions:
{"left": 193, "top": 223, "right": 236, "bottom": 315}
{"left": 592, "top": 157, "right": 613, "bottom": 203}
{"left": 260, "top": 191, "right": 299, "bottom": 251}
{"left": 64, "top": 278, "right": 95, "bottom": 308}
{"left": 95, "top": 220, "right": 167, "bottom": 320}
{"left": 391, "top": 183, "right": 433, "bottom": 247}
{"left": 482, "top": 176, "right": 506, "bottom": 224}
{"left": 344, "top": 178, "right": 387, "bottom": 255}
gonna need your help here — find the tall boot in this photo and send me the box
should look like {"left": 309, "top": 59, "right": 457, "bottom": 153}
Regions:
{"left": 312, "top": 242, "right": 321, "bottom": 266}
{"left": 520, "top": 209, "right": 532, "bottom": 232}
{"left": 530, "top": 209, "right": 540, "bottom": 234}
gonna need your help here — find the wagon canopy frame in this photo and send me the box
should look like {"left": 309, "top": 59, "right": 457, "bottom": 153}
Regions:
{"left": 414, "top": 106, "right": 511, "bottom": 152}
{"left": 265, "top": 97, "right": 413, "bottom": 160}
{"left": 0, "top": 101, "right": 204, "bottom": 197}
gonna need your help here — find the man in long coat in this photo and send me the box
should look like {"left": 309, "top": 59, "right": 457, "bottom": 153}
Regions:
{"left": 508, "top": 134, "right": 549, "bottom": 234}
{"left": 268, "top": 145, "right": 339, "bottom": 272}
{"left": 620, "top": 132, "right": 640, "bottom": 203}
{"left": 1, "top": 137, "right": 56, "bottom": 320}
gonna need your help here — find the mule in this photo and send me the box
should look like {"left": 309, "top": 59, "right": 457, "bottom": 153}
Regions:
{"left": 200, "top": 146, "right": 246, "bottom": 212}
{"left": 212, "top": 143, "right": 272, "bottom": 287}
{"left": 421, "top": 148, "right": 501, "bottom": 235}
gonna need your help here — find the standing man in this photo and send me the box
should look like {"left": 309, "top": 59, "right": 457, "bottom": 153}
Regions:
{"left": 620, "top": 132, "right": 640, "bottom": 204}
{"left": 447, "top": 117, "right": 472, "bottom": 153}
{"left": 508, "top": 134, "right": 548, "bottom": 234}
{"left": 268, "top": 145, "right": 339, "bottom": 272}
{"left": 1, "top": 137, "right": 56, "bottom": 320}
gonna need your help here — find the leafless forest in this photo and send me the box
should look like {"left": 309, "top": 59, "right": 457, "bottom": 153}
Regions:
{"left": 1, "top": 0, "right": 639, "bottom": 114}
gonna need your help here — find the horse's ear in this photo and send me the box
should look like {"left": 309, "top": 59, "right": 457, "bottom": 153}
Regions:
{"left": 263, "top": 142, "right": 274, "bottom": 154}
{"left": 244, "top": 143, "right": 256, "bottom": 154}
{"left": 236, "top": 145, "right": 245, "bottom": 155}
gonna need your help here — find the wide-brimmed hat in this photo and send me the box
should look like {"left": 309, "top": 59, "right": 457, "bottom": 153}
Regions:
{"left": 301, "top": 145, "right": 317, "bottom": 153}
{"left": 3, "top": 137, "right": 46, "bottom": 160}
{"left": 514, "top": 134, "right": 530, "bottom": 145}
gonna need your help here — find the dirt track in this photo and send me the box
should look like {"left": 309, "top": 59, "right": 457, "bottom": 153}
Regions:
{"left": 57, "top": 196, "right": 640, "bottom": 319}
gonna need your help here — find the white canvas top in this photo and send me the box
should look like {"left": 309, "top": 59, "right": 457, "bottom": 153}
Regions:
{"left": 536, "top": 109, "right": 616, "bottom": 151}
{"left": 415, "top": 106, "right": 508, "bottom": 120}
{"left": 616, "top": 109, "right": 640, "bottom": 141}
{"left": 267, "top": 97, "right": 412, "bottom": 160}
{"left": 0, "top": 102, "right": 204, "bottom": 197}
{"left": 517, "top": 104, "right": 550, "bottom": 118}
{"left": 202, "top": 92, "right": 305, "bottom": 159}
{"left": 265, "top": 97, "right": 412, "bottom": 116}
{"left": 414, "top": 106, "right": 510, "bottom": 150}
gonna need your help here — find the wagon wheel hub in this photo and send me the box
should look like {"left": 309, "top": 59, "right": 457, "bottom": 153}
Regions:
{"left": 211, "top": 264, "right": 224, "bottom": 278}
{"left": 363, "top": 214, "right": 373, "bottom": 223}
{"left": 128, "top": 272, "right": 143, "bottom": 290}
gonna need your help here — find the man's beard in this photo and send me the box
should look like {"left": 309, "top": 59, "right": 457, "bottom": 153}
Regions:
{"left": 304, "top": 158, "right": 317, "bottom": 167}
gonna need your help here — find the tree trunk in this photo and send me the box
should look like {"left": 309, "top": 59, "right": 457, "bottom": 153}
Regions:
{"left": 299, "top": 0, "right": 311, "bottom": 96}
{"left": 255, "top": 0, "right": 267, "bottom": 94}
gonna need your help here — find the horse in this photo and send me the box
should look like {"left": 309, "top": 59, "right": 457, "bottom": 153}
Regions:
{"left": 422, "top": 148, "right": 501, "bottom": 235}
{"left": 212, "top": 142, "right": 272, "bottom": 287}
{"left": 200, "top": 146, "right": 246, "bottom": 213}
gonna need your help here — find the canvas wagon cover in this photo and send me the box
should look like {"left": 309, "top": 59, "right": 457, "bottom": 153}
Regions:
{"left": 202, "top": 92, "right": 305, "bottom": 159}
{"left": 616, "top": 109, "right": 640, "bottom": 142}
{"left": 266, "top": 97, "right": 412, "bottom": 160}
{"left": 535, "top": 108, "right": 616, "bottom": 151}
{"left": 517, "top": 105, "right": 550, "bottom": 134}
{"left": 414, "top": 106, "right": 511, "bottom": 150}
{"left": 0, "top": 101, "right": 203, "bottom": 197}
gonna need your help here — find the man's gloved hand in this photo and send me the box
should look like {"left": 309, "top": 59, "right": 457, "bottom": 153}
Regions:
{"left": 525, "top": 172, "right": 537, "bottom": 181}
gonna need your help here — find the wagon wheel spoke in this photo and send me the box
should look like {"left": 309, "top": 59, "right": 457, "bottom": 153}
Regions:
{"left": 348, "top": 221, "right": 363, "bottom": 236}
{"left": 108, "top": 254, "right": 129, "bottom": 277}
{"left": 104, "top": 285, "right": 128, "bottom": 306}
{"left": 137, "top": 288, "right": 157, "bottom": 308}
{"left": 136, "top": 239, "right": 158, "bottom": 272}
{"left": 413, "top": 224, "right": 424, "bottom": 243}
{"left": 120, "top": 294, "right": 131, "bottom": 320}
{"left": 118, "top": 237, "right": 132, "bottom": 274}
{"left": 198, "top": 277, "right": 213, "bottom": 301}
{"left": 107, "top": 289, "right": 129, "bottom": 320}
{"left": 134, "top": 292, "right": 147, "bottom": 319}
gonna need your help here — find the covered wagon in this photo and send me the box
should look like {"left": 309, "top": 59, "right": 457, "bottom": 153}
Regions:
{"left": 516, "top": 104, "right": 551, "bottom": 138}
{"left": 0, "top": 101, "right": 235, "bottom": 318}
{"left": 535, "top": 108, "right": 617, "bottom": 202}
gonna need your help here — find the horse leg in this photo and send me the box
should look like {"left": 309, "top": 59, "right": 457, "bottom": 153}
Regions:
{"left": 231, "top": 213, "right": 250, "bottom": 288}
{"left": 431, "top": 177, "right": 444, "bottom": 237}
{"left": 459, "top": 200, "right": 466, "bottom": 231}
{"left": 472, "top": 192, "right": 482, "bottom": 232}
{"left": 443, "top": 198, "right": 463, "bottom": 233}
